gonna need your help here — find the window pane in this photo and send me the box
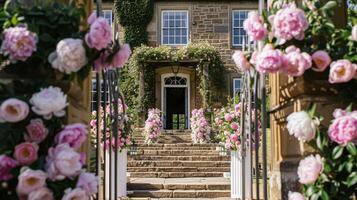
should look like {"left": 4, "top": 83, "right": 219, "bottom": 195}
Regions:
{"left": 163, "top": 29, "right": 168, "bottom": 36}
{"left": 169, "top": 37, "right": 175, "bottom": 44}
{"left": 163, "top": 36, "right": 168, "bottom": 44}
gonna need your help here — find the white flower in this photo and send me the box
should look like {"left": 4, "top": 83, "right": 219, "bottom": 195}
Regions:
{"left": 286, "top": 111, "right": 316, "bottom": 141}
{"left": 297, "top": 154, "right": 323, "bottom": 184}
{"left": 30, "top": 86, "right": 67, "bottom": 119}
{"left": 288, "top": 191, "right": 306, "bottom": 200}
{"left": 48, "top": 38, "right": 87, "bottom": 74}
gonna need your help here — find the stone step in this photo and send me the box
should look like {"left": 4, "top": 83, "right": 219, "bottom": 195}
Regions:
{"left": 134, "top": 150, "right": 220, "bottom": 156}
{"left": 150, "top": 198, "right": 234, "bottom": 200}
{"left": 134, "top": 143, "right": 219, "bottom": 147}
{"left": 133, "top": 146, "right": 217, "bottom": 150}
{"left": 128, "top": 182, "right": 230, "bottom": 190}
{"left": 129, "top": 155, "right": 230, "bottom": 161}
{"left": 128, "top": 190, "right": 230, "bottom": 198}
{"left": 129, "top": 172, "right": 225, "bottom": 178}
{"left": 127, "top": 167, "right": 230, "bottom": 173}
{"left": 128, "top": 161, "right": 230, "bottom": 168}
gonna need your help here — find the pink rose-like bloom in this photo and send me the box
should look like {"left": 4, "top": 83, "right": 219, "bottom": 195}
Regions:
{"left": 224, "top": 113, "right": 233, "bottom": 122}
{"left": 0, "top": 155, "right": 18, "bottom": 181}
{"left": 288, "top": 191, "right": 306, "bottom": 200}
{"left": 45, "top": 144, "right": 82, "bottom": 180}
{"left": 0, "top": 27, "right": 37, "bottom": 62}
{"left": 0, "top": 98, "right": 29, "bottom": 123}
{"left": 28, "top": 187, "right": 54, "bottom": 200}
{"left": 94, "top": 50, "right": 111, "bottom": 71}
{"left": 62, "top": 188, "right": 88, "bottom": 200}
{"left": 76, "top": 172, "right": 98, "bottom": 195}
{"left": 297, "top": 154, "right": 323, "bottom": 184}
{"left": 243, "top": 11, "right": 267, "bottom": 41}
{"left": 270, "top": 3, "right": 309, "bottom": 44}
{"left": 230, "top": 134, "right": 239, "bottom": 142}
{"left": 85, "top": 13, "right": 112, "bottom": 51}
{"left": 14, "top": 142, "right": 38, "bottom": 166}
{"left": 232, "top": 51, "right": 251, "bottom": 71}
{"left": 16, "top": 168, "right": 47, "bottom": 196}
{"left": 112, "top": 44, "right": 132, "bottom": 68}
{"left": 282, "top": 46, "right": 312, "bottom": 77}
{"left": 25, "top": 119, "right": 48, "bottom": 143}
{"left": 55, "top": 123, "right": 88, "bottom": 150}
{"left": 253, "top": 44, "right": 284, "bottom": 73}
{"left": 311, "top": 50, "right": 331, "bottom": 72}
{"left": 328, "top": 109, "right": 357, "bottom": 145}
{"left": 352, "top": 25, "right": 357, "bottom": 41}
{"left": 231, "top": 122, "right": 239, "bottom": 130}
{"left": 329, "top": 59, "right": 356, "bottom": 84}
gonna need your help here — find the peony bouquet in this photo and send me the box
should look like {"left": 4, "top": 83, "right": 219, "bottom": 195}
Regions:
{"left": 190, "top": 108, "right": 211, "bottom": 144}
{"left": 286, "top": 105, "right": 357, "bottom": 199}
{"left": 143, "top": 108, "right": 163, "bottom": 144}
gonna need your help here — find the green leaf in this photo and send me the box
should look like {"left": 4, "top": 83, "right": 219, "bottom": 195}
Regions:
{"left": 332, "top": 146, "right": 344, "bottom": 160}
{"left": 311, "top": 193, "right": 320, "bottom": 200}
{"left": 347, "top": 172, "right": 357, "bottom": 187}
{"left": 320, "top": 190, "right": 329, "bottom": 200}
{"left": 320, "top": 1, "right": 337, "bottom": 11}
{"left": 308, "top": 103, "right": 317, "bottom": 118}
{"left": 345, "top": 162, "right": 353, "bottom": 173}
{"left": 345, "top": 104, "right": 353, "bottom": 112}
{"left": 346, "top": 142, "right": 357, "bottom": 156}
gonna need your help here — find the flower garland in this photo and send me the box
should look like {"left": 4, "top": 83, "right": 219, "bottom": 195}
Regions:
{"left": 143, "top": 108, "right": 162, "bottom": 144}
{"left": 190, "top": 109, "right": 211, "bottom": 144}
{"left": 286, "top": 105, "right": 357, "bottom": 199}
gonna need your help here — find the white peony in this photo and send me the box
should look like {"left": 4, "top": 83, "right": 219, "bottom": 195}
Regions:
{"left": 30, "top": 86, "right": 68, "bottom": 119}
{"left": 48, "top": 38, "right": 87, "bottom": 74}
{"left": 286, "top": 111, "right": 316, "bottom": 141}
{"left": 288, "top": 191, "right": 306, "bottom": 200}
{"left": 297, "top": 154, "right": 323, "bottom": 184}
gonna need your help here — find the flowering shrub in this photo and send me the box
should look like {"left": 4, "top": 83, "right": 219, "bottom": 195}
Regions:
{"left": 190, "top": 109, "right": 211, "bottom": 144}
{"left": 143, "top": 108, "right": 162, "bottom": 144}
{"left": 287, "top": 105, "right": 357, "bottom": 199}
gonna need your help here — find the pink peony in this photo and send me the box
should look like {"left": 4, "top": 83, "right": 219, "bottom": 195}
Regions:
{"left": 297, "top": 154, "right": 323, "bottom": 184}
{"left": 352, "top": 25, "right": 357, "bottom": 41}
{"left": 243, "top": 11, "right": 267, "bottom": 41}
{"left": 85, "top": 13, "right": 112, "bottom": 51}
{"left": 270, "top": 3, "right": 309, "bottom": 44}
{"left": 282, "top": 46, "right": 312, "bottom": 77}
{"left": 55, "top": 123, "right": 88, "bottom": 150}
{"left": 232, "top": 51, "right": 251, "bottom": 71}
{"left": 0, "top": 26, "right": 37, "bottom": 62}
{"left": 25, "top": 119, "right": 48, "bottom": 144}
{"left": 231, "top": 122, "right": 239, "bottom": 130}
{"left": 288, "top": 191, "right": 306, "bottom": 200}
{"left": 14, "top": 142, "right": 38, "bottom": 166}
{"left": 224, "top": 113, "right": 233, "bottom": 122}
{"left": 230, "top": 134, "right": 239, "bottom": 142}
{"left": 311, "top": 50, "right": 331, "bottom": 72}
{"left": 112, "top": 44, "right": 132, "bottom": 68}
{"left": 328, "top": 109, "right": 357, "bottom": 145}
{"left": 16, "top": 168, "right": 47, "bottom": 196}
{"left": 329, "top": 59, "right": 356, "bottom": 83}
{"left": 45, "top": 144, "right": 82, "bottom": 180}
{"left": 94, "top": 50, "right": 111, "bottom": 71}
{"left": 0, "top": 98, "right": 29, "bottom": 123}
{"left": 0, "top": 155, "right": 18, "bottom": 181}
{"left": 28, "top": 187, "right": 54, "bottom": 200}
{"left": 76, "top": 172, "right": 98, "bottom": 195}
{"left": 62, "top": 188, "right": 88, "bottom": 200}
{"left": 252, "top": 44, "right": 284, "bottom": 73}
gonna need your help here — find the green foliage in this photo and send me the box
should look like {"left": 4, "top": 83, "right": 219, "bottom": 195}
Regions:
{"left": 114, "top": 0, "right": 154, "bottom": 48}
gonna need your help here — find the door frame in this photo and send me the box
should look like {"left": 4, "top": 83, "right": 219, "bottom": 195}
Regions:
{"left": 161, "top": 73, "right": 190, "bottom": 129}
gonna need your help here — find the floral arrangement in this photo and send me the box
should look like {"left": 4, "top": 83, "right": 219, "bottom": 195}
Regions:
{"left": 143, "top": 108, "right": 162, "bottom": 144}
{"left": 0, "top": 1, "right": 132, "bottom": 199}
{"left": 233, "top": 0, "right": 357, "bottom": 85}
{"left": 286, "top": 105, "right": 357, "bottom": 199}
{"left": 190, "top": 108, "right": 211, "bottom": 144}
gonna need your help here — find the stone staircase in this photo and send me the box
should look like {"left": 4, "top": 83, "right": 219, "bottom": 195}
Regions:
{"left": 127, "top": 130, "right": 231, "bottom": 199}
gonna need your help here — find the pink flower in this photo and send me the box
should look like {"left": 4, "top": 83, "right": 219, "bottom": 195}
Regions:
{"left": 352, "top": 25, "right": 357, "bottom": 41}
{"left": 243, "top": 11, "right": 267, "bottom": 41}
{"left": 297, "top": 154, "right": 323, "bottom": 184}
{"left": 0, "top": 155, "right": 18, "bottom": 181}
{"left": 0, "top": 98, "right": 29, "bottom": 123}
{"left": 45, "top": 144, "right": 82, "bottom": 180}
{"left": 62, "top": 188, "right": 88, "bottom": 200}
{"left": 329, "top": 59, "right": 356, "bottom": 83}
{"left": 28, "top": 187, "right": 54, "bottom": 200}
{"left": 0, "top": 27, "right": 37, "bottom": 62}
{"left": 16, "top": 168, "right": 47, "bottom": 196}
{"left": 230, "top": 134, "right": 239, "bottom": 142}
{"left": 328, "top": 109, "right": 357, "bottom": 145}
{"left": 14, "top": 142, "right": 38, "bottom": 166}
{"left": 270, "top": 3, "right": 309, "bottom": 44}
{"left": 112, "top": 44, "right": 132, "bottom": 68}
{"left": 253, "top": 44, "right": 284, "bottom": 73}
{"left": 224, "top": 113, "right": 233, "bottom": 122}
{"left": 25, "top": 119, "right": 48, "bottom": 143}
{"left": 288, "top": 191, "right": 306, "bottom": 200}
{"left": 311, "top": 50, "right": 331, "bottom": 72}
{"left": 85, "top": 13, "right": 112, "bottom": 50}
{"left": 94, "top": 50, "right": 111, "bottom": 71}
{"left": 55, "top": 123, "right": 87, "bottom": 150}
{"left": 76, "top": 172, "right": 98, "bottom": 195}
{"left": 282, "top": 46, "right": 312, "bottom": 77}
{"left": 231, "top": 122, "right": 239, "bottom": 130}
{"left": 232, "top": 51, "right": 251, "bottom": 71}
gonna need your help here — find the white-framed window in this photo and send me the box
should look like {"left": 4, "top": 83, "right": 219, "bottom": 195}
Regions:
{"left": 233, "top": 78, "right": 242, "bottom": 96}
{"left": 232, "top": 10, "right": 249, "bottom": 47}
{"left": 161, "top": 10, "right": 189, "bottom": 45}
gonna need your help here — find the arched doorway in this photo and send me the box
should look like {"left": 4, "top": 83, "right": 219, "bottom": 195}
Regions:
{"left": 161, "top": 73, "right": 190, "bottom": 130}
